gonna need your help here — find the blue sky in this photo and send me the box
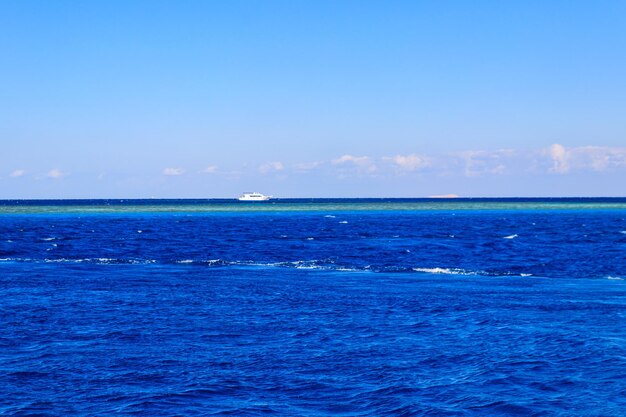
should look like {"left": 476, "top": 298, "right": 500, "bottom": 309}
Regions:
{"left": 2, "top": 0, "right": 625, "bottom": 198}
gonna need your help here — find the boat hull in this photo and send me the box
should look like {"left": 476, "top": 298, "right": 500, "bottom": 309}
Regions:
{"left": 238, "top": 192, "right": 271, "bottom": 201}
{"left": 238, "top": 196, "right": 271, "bottom": 201}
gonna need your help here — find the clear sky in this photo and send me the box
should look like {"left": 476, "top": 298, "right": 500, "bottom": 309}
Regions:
{"left": 2, "top": 0, "right": 625, "bottom": 198}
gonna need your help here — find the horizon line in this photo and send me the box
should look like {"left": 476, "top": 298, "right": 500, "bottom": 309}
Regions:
{"left": 2, "top": 196, "right": 626, "bottom": 201}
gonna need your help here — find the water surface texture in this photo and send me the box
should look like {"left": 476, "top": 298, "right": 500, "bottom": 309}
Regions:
{"left": 1, "top": 199, "right": 625, "bottom": 415}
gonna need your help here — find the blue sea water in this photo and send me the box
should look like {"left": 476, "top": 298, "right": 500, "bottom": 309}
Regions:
{"left": 1, "top": 199, "right": 626, "bottom": 416}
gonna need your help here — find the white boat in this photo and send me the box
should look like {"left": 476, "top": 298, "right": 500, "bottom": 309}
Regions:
{"left": 238, "top": 192, "right": 271, "bottom": 201}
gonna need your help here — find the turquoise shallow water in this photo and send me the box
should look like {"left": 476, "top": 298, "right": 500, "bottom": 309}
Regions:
{"left": 2, "top": 198, "right": 626, "bottom": 214}
{"left": 1, "top": 198, "right": 626, "bottom": 415}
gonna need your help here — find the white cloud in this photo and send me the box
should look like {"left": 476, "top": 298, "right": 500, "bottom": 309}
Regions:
{"left": 458, "top": 149, "right": 515, "bottom": 177}
{"left": 454, "top": 145, "right": 626, "bottom": 176}
{"left": 272, "top": 145, "right": 626, "bottom": 182}
{"left": 10, "top": 169, "right": 26, "bottom": 178}
{"left": 259, "top": 161, "right": 284, "bottom": 174}
{"left": 544, "top": 144, "right": 626, "bottom": 174}
{"left": 548, "top": 143, "right": 569, "bottom": 173}
{"left": 574, "top": 146, "right": 626, "bottom": 171}
{"left": 201, "top": 165, "right": 218, "bottom": 174}
{"left": 163, "top": 167, "right": 184, "bottom": 176}
{"left": 332, "top": 154, "right": 377, "bottom": 173}
{"left": 47, "top": 169, "right": 67, "bottom": 179}
{"left": 333, "top": 154, "right": 368, "bottom": 165}
{"left": 385, "top": 154, "right": 430, "bottom": 171}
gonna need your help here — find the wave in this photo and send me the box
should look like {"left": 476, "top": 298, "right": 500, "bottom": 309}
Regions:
{"left": 0, "top": 256, "right": 361, "bottom": 271}
{"left": 0, "top": 257, "right": 594, "bottom": 279}
{"left": 174, "top": 259, "right": 228, "bottom": 266}
{"left": 412, "top": 267, "right": 479, "bottom": 276}
{"left": 0, "top": 257, "right": 157, "bottom": 265}
{"left": 503, "top": 234, "right": 518, "bottom": 239}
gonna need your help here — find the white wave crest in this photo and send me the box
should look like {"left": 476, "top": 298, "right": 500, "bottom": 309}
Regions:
{"left": 291, "top": 260, "right": 327, "bottom": 270}
{"left": 412, "top": 267, "right": 478, "bottom": 276}
{"left": 203, "top": 259, "right": 226, "bottom": 265}
{"left": 39, "top": 257, "right": 157, "bottom": 265}
{"left": 607, "top": 276, "right": 624, "bottom": 280}
{"left": 503, "top": 234, "right": 518, "bottom": 239}
{"left": 0, "top": 257, "right": 22, "bottom": 262}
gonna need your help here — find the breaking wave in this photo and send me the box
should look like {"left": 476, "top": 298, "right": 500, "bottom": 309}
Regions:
{"left": 0, "top": 256, "right": 541, "bottom": 277}
{"left": 412, "top": 267, "right": 479, "bottom": 276}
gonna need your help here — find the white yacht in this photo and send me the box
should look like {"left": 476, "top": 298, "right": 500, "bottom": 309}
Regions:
{"left": 238, "top": 192, "right": 271, "bottom": 201}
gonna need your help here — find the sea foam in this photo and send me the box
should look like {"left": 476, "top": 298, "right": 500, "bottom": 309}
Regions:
{"left": 413, "top": 267, "right": 478, "bottom": 276}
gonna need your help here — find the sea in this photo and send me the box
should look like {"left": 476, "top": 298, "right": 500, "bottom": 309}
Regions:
{"left": 1, "top": 198, "right": 625, "bottom": 416}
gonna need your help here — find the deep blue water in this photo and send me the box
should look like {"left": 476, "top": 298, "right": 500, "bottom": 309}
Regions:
{"left": 1, "top": 200, "right": 626, "bottom": 415}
